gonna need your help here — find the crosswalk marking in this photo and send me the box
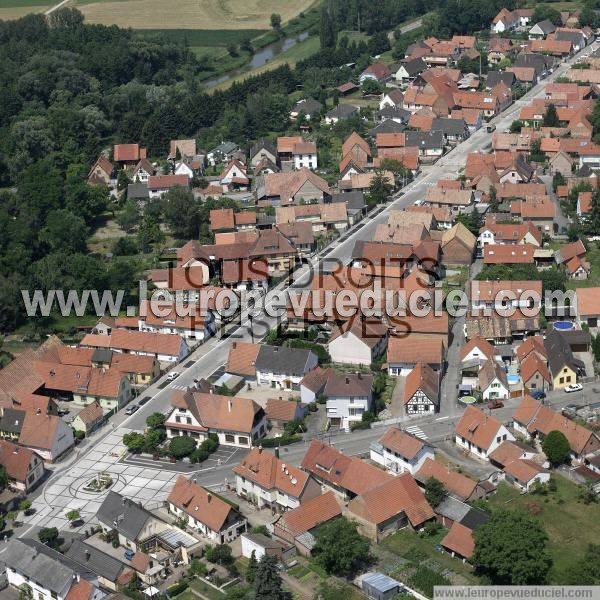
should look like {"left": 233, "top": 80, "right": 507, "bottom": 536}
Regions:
{"left": 405, "top": 425, "right": 428, "bottom": 440}
{"left": 170, "top": 384, "right": 189, "bottom": 391}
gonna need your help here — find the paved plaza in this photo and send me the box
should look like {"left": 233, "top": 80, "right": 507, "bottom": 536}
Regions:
{"left": 22, "top": 429, "right": 243, "bottom": 533}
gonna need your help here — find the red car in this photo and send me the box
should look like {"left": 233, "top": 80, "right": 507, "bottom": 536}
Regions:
{"left": 488, "top": 400, "right": 504, "bottom": 409}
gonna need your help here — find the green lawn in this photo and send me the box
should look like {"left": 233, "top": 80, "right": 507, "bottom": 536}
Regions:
{"left": 189, "top": 578, "right": 225, "bottom": 600}
{"left": 174, "top": 592, "right": 197, "bottom": 600}
{"left": 134, "top": 28, "right": 263, "bottom": 46}
{"left": 0, "top": 0, "right": 48, "bottom": 5}
{"left": 486, "top": 478, "right": 600, "bottom": 583}
{"left": 566, "top": 245, "right": 600, "bottom": 290}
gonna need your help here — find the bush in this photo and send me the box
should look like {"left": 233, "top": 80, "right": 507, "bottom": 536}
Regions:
{"left": 112, "top": 237, "right": 138, "bottom": 256}
{"left": 200, "top": 437, "right": 219, "bottom": 453}
{"left": 74, "top": 430, "right": 85, "bottom": 440}
{"left": 167, "top": 581, "right": 188, "bottom": 597}
{"left": 259, "top": 434, "right": 302, "bottom": 447}
{"left": 169, "top": 436, "right": 197, "bottom": 459}
{"left": 190, "top": 449, "right": 210, "bottom": 463}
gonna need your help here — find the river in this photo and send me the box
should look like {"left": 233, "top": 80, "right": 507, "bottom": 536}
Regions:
{"left": 203, "top": 31, "right": 310, "bottom": 88}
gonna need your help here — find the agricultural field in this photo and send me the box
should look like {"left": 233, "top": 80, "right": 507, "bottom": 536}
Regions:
{"left": 72, "top": 0, "right": 317, "bottom": 30}
{"left": 0, "top": 0, "right": 51, "bottom": 20}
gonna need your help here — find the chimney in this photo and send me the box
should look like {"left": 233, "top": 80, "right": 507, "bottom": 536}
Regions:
{"left": 279, "top": 396, "right": 283, "bottom": 400}
{"left": 232, "top": 342, "right": 237, "bottom": 349}
{"left": 273, "top": 347, "right": 278, "bottom": 352}
{"left": 228, "top": 399, "right": 232, "bottom": 412}
{"left": 275, "top": 447, "right": 280, "bottom": 459}
{"left": 258, "top": 446, "right": 263, "bottom": 454}
{"left": 345, "top": 377, "right": 350, "bottom": 385}
{"left": 207, "top": 493, "right": 212, "bottom": 503}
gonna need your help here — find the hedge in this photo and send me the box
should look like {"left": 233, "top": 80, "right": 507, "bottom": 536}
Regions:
{"left": 167, "top": 581, "right": 189, "bottom": 597}
{"left": 259, "top": 434, "right": 302, "bottom": 447}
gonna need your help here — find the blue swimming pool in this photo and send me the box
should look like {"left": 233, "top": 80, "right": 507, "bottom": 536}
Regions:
{"left": 507, "top": 374, "right": 521, "bottom": 385}
{"left": 553, "top": 320, "right": 575, "bottom": 331}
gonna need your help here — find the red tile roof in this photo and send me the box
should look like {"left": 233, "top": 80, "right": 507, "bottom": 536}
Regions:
{"left": 277, "top": 491, "right": 342, "bottom": 536}
{"left": 226, "top": 342, "right": 260, "bottom": 377}
{"left": 378, "top": 427, "right": 428, "bottom": 460}
{"left": 416, "top": 458, "right": 477, "bottom": 501}
{"left": 455, "top": 406, "right": 505, "bottom": 451}
{"left": 441, "top": 522, "right": 474, "bottom": 559}
{"left": 0, "top": 439, "right": 36, "bottom": 483}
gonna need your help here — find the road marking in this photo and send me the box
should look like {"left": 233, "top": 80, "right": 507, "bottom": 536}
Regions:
{"left": 405, "top": 425, "right": 428, "bottom": 439}
{"left": 435, "top": 416, "right": 450, "bottom": 421}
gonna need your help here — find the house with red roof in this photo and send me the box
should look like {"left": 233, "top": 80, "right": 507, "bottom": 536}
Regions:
{"left": 360, "top": 63, "right": 392, "bottom": 84}
{"left": 0, "top": 439, "right": 45, "bottom": 492}
{"left": 370, "top": 427, "right": 435, "bottom": 474}
{"left": 113, "top": 143, "right": 146, "bottom": 166}
{"left": 168, "top": 475, "right": 247, "bottom": 543}
{"left": 454, "top": 405, "right": 515, "bottom": 460}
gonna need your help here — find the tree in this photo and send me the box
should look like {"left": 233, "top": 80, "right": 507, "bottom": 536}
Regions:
{"left": 38, "top": 527, "right": 59, "bottom": 547}
{"left": 552, "top": 171, "right": 565, "bottom": 192}
{"left": 368, "top": 32, "right": 390, "bottom": 55}
{"left": 253, "top": 554, "right": 290, "bottom": 600}
{"left": 246, "top": 550, "right": 258, "bottom": 583}
{"left": 18, "top": 500, "right": 32, "bottom": 513}
{"left": 116, "top": 170, "right": 130, "bottom": 191}
{"left": 319, "top": 3, "right": 337, "bottom": 50}
{"left": 361, "top": 78, "right": 383, "bottom": 95}
{"left": 313, "top": 517, "right": 372, "bottom": 577}
{"left": 48, "top": 6, "right": 84, "bottom": 28}
{"left": 593, "top": 334, "right": 600, "bottom": 363}
{"left": 39, "top": 209, "right": 87, "bottom": 254}
{"left": 162, "top": 187, "right": 202, "bottom": 239}
{"left": 366, "top": 171, "right": 393, "bottom": 206}
{"left": 66, "top": 509, "right": 80, "bottom": 522}
{"left": 542, "top": 430, "right": 571, "bottom": 466}
{"left": 567, "top": 544, "right": 600, "bottom": 584}
{"left": 473, "top": 509, "right": 552, "bottom": 584}
{"left": 509, "top": 120, "right": 523, "bottom": 133}
{"left": 169, "top": 435, "right": 196, "bottom": 459}
{"left": 0, "top": 465, "right": 8, "bottom": 491}
{"left": 270, "top": 13, "right": 282, "bottom": 31}
{"left": 584, "top": 188, "right": 600, "bottom": 234}
{"left": 205, "top": 543, "right": 234, "bottom": 565}
{"left": 117, "top": 199, "right": 140, "bottom": 233}
{"left": 532, "top": 5, "right": 562, "bottom": 26}
{"left": 123, "top": 432, "right": 146, "bottom": 454}
{"left": 424, "top": 477, "right": 446, "bottom": 508}
{"left": 146, "top": 412, "right": 166, "bottom": 430}
{"left": 543, "top": 103, "right": 559, "bottom": 127}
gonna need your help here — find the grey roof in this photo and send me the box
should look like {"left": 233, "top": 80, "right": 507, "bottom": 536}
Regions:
{"left": 127, "top": 182, "right": 149, "bottom": 200}
{"left": 209, "top": 141, "right": 238, "bottom": 155}
{"left": 544, "top": 330, "right": 585, "bottom": 377}
{"left": 377, "top": 106, "right": 410, "bottom": 122}
{"left": 555, "top": 30, "right": 584, "bottom": 45}
{"left": 486, "top": 71, "right": 516, "bottom": 89}
{"left": 514, "top": 53, "right": 553, "bottom": 73}
{"left": 369, "top": 119, "right": 406, "bottom": 137}
{"left": 362, "top": 572, "right": 402, "bottom": 593}
{"left": 405, "top": 130, "right": 444, "bottom": 149}
{"left": 326, "top": 104, "right": 359, "bottom": 119}
{"left": 435, "top": 495, "right": 471, "bottom": 522}
{"left": 0, "top": 408, "right": 25, "bottom": 435}
{"left": 532, "top": 19, "right": 556, "bottom": 35}
{"left": 431, "top": 117, "right": 468, "bottom": 136}
{"left": 400, "top": 57, "right": 427, "bottom": 77}
{"left": 250, "top": 138, "right": 277, "bottom": 160}
{"left": 254, "top": 345, "right": 316, "bottom": 377}
{"left": 460, "top": 506, "right": 490, "bottom": 530}
{"left": 97, "top": 491, "right": 156, "bottom": 541}
{"left": 1, "top": 539, "right": 76, "bottom": 594}
{"left": 293, "top": 98, "right": 323, "bottom": 115}
{"left": 559, "top": 329, "right": 591, "bottom": 347}
{"left": 65, "top": 540, "right": 124, "bottom": 582}
{"left": 242, "top": 532, "right": 291, "bottom": 551}
{"left": 92, "top": 347, "right": 113, "bottom": 364}
{"left": 331, "top": 190, "right": 366, "bottom": 211}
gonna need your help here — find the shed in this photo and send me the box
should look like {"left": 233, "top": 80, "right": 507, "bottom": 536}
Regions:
{"left": 361, "top": 572, "right": 404, "bottom": 600}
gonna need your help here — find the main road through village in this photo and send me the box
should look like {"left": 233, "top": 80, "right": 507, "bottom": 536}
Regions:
{"left": 11, "top": 39, "right": 600, "bottom": 539}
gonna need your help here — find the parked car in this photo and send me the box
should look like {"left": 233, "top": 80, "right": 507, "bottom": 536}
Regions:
{"left": 530, "top": 389, "right": 546, "bottom": 400}
{"left": 487, "top": 124, "right": 496, "bottom": 133}
{"left": 565, "top": 383, "right": 583, "bottom": 393}
{"left": 125, "top": 404, "right": 139, "bottom": 415}
{"left": 167, "top": 371, "right": 180, "bottom": 381}
{"left": 124, "top": 549, "right": 135, "bottom": 561}
{"left": 138, "top": 396, "right": 151, "bottom": 406}
{"left": 488, "top": 400, "right": 504, "bottom": 409}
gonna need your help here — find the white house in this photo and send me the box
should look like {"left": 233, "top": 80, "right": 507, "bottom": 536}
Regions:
{"left": 241, "top": 533, "right": 295, "bottom": 561}
{"left": 468, "top": 280, "right": 542, "bottom": 313}
{"left": 454, "top": 405, "right": 515, "bottom": 460}
{"left": 292, "top": 141, "right": 318, "bottom": 170}
{"left": 328, "top": 320, "right": 388, "bottom": 366}
{"left": 16, "top": 413, "right": 75, "bottom": 463}
{"left": 379, "top": 89, "right": 405, "bottom": 110}
{"left": 175, "top": 161, "right": 194, "bottom": 179}
{"left": 3, "top": 539, "right": 103, "bottom": 600}
{"left": 502, "top": 459, "right": 550, "bottom": 492}
{"left": 220, "top": 159, "right": 249, "bottom": 186}
{"left": 479, "top": 361, "right": 510, "bottom": 401}
{"left": 233, "top": 447, "right": 322, "bottom": 510}
{"left": 254, "top": 345, "right": 318, "bottom": 390}
{"left": 168, "top": 475, "right": 247, "bottom": 543}
{"left": 370, "top": 427, "right": 435, "bottom": 474}
{"left": 165, "top": 389, "right": 267, "bottom": 448}
{"left": 0, "top": 439, "right": 45, "bottom": 492}
{"left": 460, "top": 336, "right": 494, "bottom": 365}
{"left": 132, "top": 158, "right": 154, "bottom": 183}
{"left": 403, "top": 363, "right": 440, "bottom": 415}
{"left": 323, "top": 372, "right": 374, "bottom": 431}
{"left": 147, "top": 174, "right": 190, "bottom": 199}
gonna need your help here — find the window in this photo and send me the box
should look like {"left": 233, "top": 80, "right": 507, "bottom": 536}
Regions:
{"left": 238, "top": 436, "right": 248, "bottom": 445}
{"left": 225, "top": 434, "right": 235, "bottom": 443}
{"left": 175, "top": 416, "right": 181, "bottom": 423}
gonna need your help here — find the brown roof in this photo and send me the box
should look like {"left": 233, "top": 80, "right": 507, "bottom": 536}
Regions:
{"left": 75, "top": 401, "right": 104, "bottom": 426}
{"left": 278, "top": 491, "right": 342, "bottom": 536}
{"left": 516, "top": 335, "right": 547, "bottom": 362}
{"left": 81, "top": 329, "right": 183, "bottom": 357}
{"left": 222, "top": 259, "right": 269, "bottom": 284}
{"left": 390, "top": 313, "right": 448, "bottom": 337}
{"left": 441, "top": 223, "right": 477, "bottom": 250}
{"left": 483, "top": 244, "right": 536, "bottom": 264}
{"left": 233, "top": 447, "right": 310, "bottom": 497}
{"left": 265, "top": 398, "right": 301, "bottom": 423}
{"left": 459, "top": 336, "right": 494, "bottom": 362}
{"left": 148, "top": 174, "right": 189, "bottom": 190}
{"left": 324, "top": 372, "right": 373, "bottom": 397}
{"left": 520, "top": 354, "right": 551, "bottom": 385}
{"left": 378, "top": 427, "right": 428, "bottom": 460}
{"left": 342, "top": 132, "right": 371, "bottom": 159}
{"left": 110, "top": 353, "right": 156, "bottom": 376}
{"left": 276, "top": 222, "right": 315, "bottom": 247}
{"left": 329, "top": 319, "right": 389, "bottom": 348}
{"left": 488, "top": 440, "right": 531, "bottom": 467}
{"left": 454, "top": 405, "right": 505, "bottom": 451}
{"left": 441, "top": 522, "right": 474, "bottom": 559}
{"left": 169, "top": 139, "right": 196, "bottom": 159}
{"left": 403, "top": 363, "right": 440, "bottom": 406}
{"left": 114, "top": 143, "right": 142, "bottom": 162}
{"left": 172, "top": 390, "right": 262, "bottom": 435}
{"left": 388, "top": 336, "right": 445, "bottom": 366}
{"left": 65, "top": 579, "right": 94, "bottom": 600}
{"left": 503, "top": 458, "right": 548, "bottom": 483}
{"left": 300, "top": 440, "right": 391, "bottom": 496}
{"left": 416, "top": 458, "right": 477, "bottom": 501}
{"left": 277, "top": 136, "right": 304, "bottom": 154}
{"left": 575, "top": 286, "right": 600, "bottom": 316}
{"left": 299, "top": 366, "right": 331, "bottom": 393}
{"left": 0, "top": 439, "right": 36, "bottom": 483}
{"left": 18, "top": 413, "right": 63, "bottom": 451}
{"left": 168, "top": 475, "right": 238, "bottom": 532}
{"left": 469, "top": 279, "right": 542, "bottom": 302}
{"left": 347, "top": 473, "right": 434, "bottom": 527}
{"left": 210, "top": 208, "right": 235, "bottom": 231}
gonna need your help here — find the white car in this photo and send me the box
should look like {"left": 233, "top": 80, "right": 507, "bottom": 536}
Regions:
{"left": 413, "top": 199, "right": 424, "bottom": 206}
{"left": 564, "top": 383, "right": 583, "bottom": 393}
{"left": 166, "top": 372, "right": 180, "bottom": 381}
